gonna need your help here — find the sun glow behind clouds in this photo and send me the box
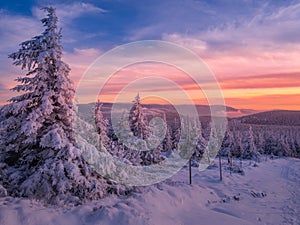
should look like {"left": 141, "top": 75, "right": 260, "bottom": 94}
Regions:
{"left": 96, "top": 62, "right": 208, "bottom": 106}
{"left": 0, "top": 1, "right": 299, "bottom": 110}
{"left": 71, "top": 57, "right": 300, "bottom": 110}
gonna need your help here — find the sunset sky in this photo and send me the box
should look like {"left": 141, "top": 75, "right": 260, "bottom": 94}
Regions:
{"left": 0, "top": 0, "right": 299, "bottom": 110}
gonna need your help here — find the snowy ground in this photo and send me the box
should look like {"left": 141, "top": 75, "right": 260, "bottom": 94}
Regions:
{"left": 0, "top": 158, "right": 299, "bottom": 225}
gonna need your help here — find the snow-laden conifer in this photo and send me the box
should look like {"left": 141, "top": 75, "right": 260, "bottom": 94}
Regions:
{"left": 0, "top": 7, "right": 107, "bottom": 204}
{"left": 128, "top": 93, "right": 163, "bottom": 165}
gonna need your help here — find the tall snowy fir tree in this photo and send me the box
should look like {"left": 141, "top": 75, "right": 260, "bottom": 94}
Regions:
{"left": 172, "top": 119, "right": 181, "bottom": 150}
{"left": 129, "top": 93, "right": 149, "bottom": 139}
{"left": 223, "top": 128, "right": 234, "bottom": 173}
{"left": 110, "top": 111, "right": 142, "bottom": 166}
{"left": 94, "top": 102, "right": 110, "bottom": 151}
{"left": 246, "top": 125, "right": 260, "bottom": 164}
{"left": 235, "top": 132, "right": 244, "bottom": 173}
{"left": 192, "top": 120, "right": 207, "bottom": 164}
{"left": 0, "top": 7, "right": 108, "bottom": 203}
{"left": 129, "top": 93, "right": 163, "bottom": 165}
{"left": 163, "top": 127, "right": 173, "bottom": 153}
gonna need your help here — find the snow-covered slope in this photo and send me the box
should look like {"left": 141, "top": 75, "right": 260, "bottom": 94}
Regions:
{"left": 0, "top": 158, "right": 299, "bottom": 225}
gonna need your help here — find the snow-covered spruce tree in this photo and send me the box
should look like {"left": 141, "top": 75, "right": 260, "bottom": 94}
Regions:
{"left": 223, "top": 128, "right": 234, "bottom": 172}
{"left": 220, "top": 127, "right": 234, "bottom": 156}
{"left": 247, "top": 125, "right": 260, "bottom": 164}
{"left": 191, "top": 119, "right": 207, "bottom": 165}
{"left": 172, "top": 119, "right": 181, "bottom": 150}
{"left": 255, "top": 130, "right": 265, "bottom": 158}
{"left": 0, "top": 7, "right": 107, "bottom": 203}
{"left": 235, "top": 132, "right": 244, "bottom": 173}
{"left": 129, "top": 93, "right": 163, "bottom": 165}
{"left": 94, "top": 101, "right": 111, "bottom": 151}
{"left": 201, "top": 122, "right": 216, "bottom": 165}
{"left": 111, "top": 111, "right": 142, "bottom": 166}
{"left": 163, "top": 127, "right": 173, "bottom": 153}
{"left": 129, "top": 93, "right": 149, "bottom": 139}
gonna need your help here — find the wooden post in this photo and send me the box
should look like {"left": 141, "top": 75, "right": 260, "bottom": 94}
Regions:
{"left": 187, "top": 117, "right": 192, "bottom": 185}
{"left": 189, "top": 158, "right": 192, "bottom": 185}
{"left": 219, "top": 152, "right": 222, "bottom": 181}
{"left": 228, "top": 152, "right": 233, "bottom": 175}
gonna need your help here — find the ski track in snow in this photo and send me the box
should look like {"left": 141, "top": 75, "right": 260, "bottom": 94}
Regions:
{"left": 0, "top": 158, "right": 299, "bottom": 225}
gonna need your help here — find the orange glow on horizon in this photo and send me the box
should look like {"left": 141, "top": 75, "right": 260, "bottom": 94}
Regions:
{"left": 1, "top": 54, "right": 299, "bottom": 111}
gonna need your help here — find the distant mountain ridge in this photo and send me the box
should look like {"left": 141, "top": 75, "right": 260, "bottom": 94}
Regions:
{"left": 77, "top": 103, "right": 300, "bottom": 126}
{"left": 236, "top": 110, "right": 300, "bottom": 126}
{"left": 77, "top": 102, "right": 258, "bottom": 120}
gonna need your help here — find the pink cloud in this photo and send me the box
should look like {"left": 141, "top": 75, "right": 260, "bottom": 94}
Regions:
{"left": 219, "top": 72, "right": 300, "bottom": 89}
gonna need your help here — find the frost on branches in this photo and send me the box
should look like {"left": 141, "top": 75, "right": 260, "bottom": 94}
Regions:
{"left": 129, "top": 93, "right": 164, "bottom": 165}
{"left": 0, "top": 7, "right": 107, "bottom": 204}
{"left": 111, "top": 111, "right": 143, "bottom": 166}
{"left": 94, "top": 102, "right": 111, "bottom": 151}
